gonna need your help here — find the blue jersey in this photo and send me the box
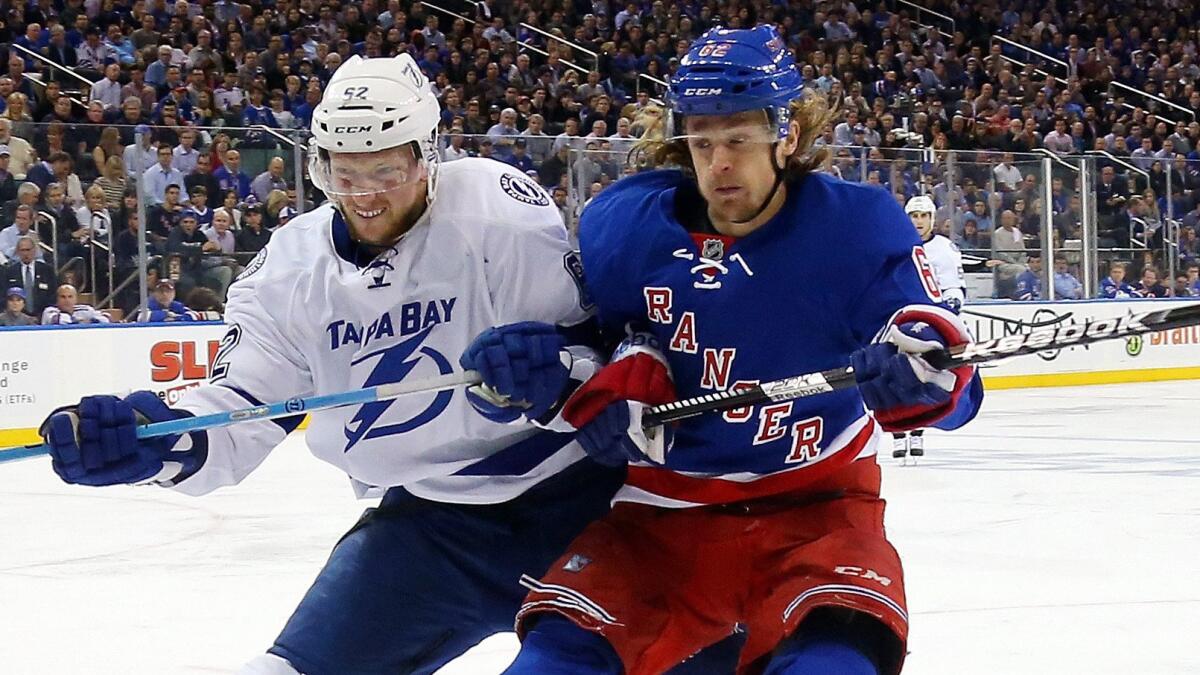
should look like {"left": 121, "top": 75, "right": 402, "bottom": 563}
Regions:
{"left": 1099, "top": 276, "right": 1135, "bottom": 298}
{"left": 1014, "top": 269, "right": 1042, "bottom": 301}
{"left": 579, "top": 170, "right": 981, "bottom": 506}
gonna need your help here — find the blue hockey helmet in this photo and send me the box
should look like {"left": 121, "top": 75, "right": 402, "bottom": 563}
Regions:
{"left": 667, "top": 25, "right": 804, "bottom": 140}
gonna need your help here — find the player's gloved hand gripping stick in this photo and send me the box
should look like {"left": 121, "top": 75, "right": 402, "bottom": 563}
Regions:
{"left": 4, "top": 304, "right": 1200, "bottom": 464}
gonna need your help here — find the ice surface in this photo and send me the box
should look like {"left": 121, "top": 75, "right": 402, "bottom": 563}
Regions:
{"left": 2, "top": 382, "right": 1197, "bottom": 674}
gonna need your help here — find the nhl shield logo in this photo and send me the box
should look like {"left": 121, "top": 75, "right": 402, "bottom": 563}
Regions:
{"left": 701, "top": 238, "right": 725, "bottom": 261}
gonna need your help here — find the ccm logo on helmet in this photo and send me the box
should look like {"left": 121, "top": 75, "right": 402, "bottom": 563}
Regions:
{"left": 333, "top": 125, "right": 373, "bottom": 133}
{"left": 683, "top": 88, "right": 724, "bottom": 96}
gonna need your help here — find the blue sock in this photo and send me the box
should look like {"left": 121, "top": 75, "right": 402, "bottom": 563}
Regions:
{"left": 503, "top": 615, "right": 623, "bottom": 675}
{"left": 764, "top": 636, "right": 879, "bottom": 675}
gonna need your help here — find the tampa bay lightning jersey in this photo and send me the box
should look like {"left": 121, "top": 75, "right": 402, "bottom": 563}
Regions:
{"left": 579, "top": 169, "right": 980, "bottom": 507}
{"left": 171, "top": 158, "right": 596, "bottom": 504}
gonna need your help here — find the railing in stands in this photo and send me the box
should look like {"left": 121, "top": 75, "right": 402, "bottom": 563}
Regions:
{"left": 990, "top": 35, "right": 1192, "bottom": 125}
{"left": 897, "top": 0, "right": 955, "bottom": 37}
{"left": 1032, "top": 147, "right": 1080, "bottom": 173}
{"left": 421, "top": 1, "right": 591, "bottom": 75}
{"left": 1084, "top": 150, "right": 1150, "bottom": 181}
{"left": 520, "top": 22, "right": 598, "bottom": 70}
{"left": 8, "top": 42, "right": 95, "bottom": 90}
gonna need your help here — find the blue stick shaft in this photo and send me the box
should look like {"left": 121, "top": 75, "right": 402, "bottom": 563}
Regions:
{"left": 1, "top": 370, "right": 481, "bottom": 463}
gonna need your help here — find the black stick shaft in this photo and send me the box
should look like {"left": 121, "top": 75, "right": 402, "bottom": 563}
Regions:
{"left": 643, "top": 304, "right": 1200, "bottom": 428}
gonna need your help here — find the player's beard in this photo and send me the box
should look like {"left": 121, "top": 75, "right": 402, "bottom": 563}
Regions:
{"left": 339, "top": 180, "right": 429, "bottom": 249}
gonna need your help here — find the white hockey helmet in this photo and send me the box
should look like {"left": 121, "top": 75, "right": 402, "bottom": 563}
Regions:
{"left": 905, "top": 195, "right": 936, "bottom": 216}
{"left": 309, "top": 54, "right": 441, "bottom": 203}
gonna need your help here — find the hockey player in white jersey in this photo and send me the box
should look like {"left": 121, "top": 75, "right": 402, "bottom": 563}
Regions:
{"left": 37, "top": 54, "right": 629, "bottom": 675}
{"left": 892, "top": 195, "right": 967, "bottom": 459}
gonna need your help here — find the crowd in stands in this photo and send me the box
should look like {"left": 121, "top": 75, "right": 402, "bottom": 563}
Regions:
{"left": 3, "top": 0, "right": 1200, "bottom": 327}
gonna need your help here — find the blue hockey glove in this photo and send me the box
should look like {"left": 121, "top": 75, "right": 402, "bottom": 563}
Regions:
{"left": 576, "top": 401, "right": 673, "bottom": 467}
{"left": 850, "top": 317, "right": 971, "bottom": 432}
{"left": 41, "top": 391, "right": 207, "bottom": 487}
{"left": 460, "top": 322, "right": 570, "bottom": 423}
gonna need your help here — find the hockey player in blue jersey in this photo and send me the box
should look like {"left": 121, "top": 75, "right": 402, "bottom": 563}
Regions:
{"left": 37, "top": 54, "right": 650, "bottom": 675}
{"left": 468, "top": 27, "right": 985, "bottom": 675}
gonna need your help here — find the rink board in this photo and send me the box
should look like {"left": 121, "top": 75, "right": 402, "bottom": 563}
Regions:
{"left": 2, "top": 298, "right": 1199, "bottom": 446}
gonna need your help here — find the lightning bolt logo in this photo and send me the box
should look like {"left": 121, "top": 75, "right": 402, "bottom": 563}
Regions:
{"left": 343, "top": 325, "right": 453, "bottom": 451}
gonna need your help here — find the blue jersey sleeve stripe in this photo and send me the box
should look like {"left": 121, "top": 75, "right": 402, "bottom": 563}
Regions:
{"left": 453, "top": 431, "right": 576, "bottom": 476}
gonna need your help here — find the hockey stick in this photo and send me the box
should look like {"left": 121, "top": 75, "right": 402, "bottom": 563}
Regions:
{"left": 642, "top": 303, "right": 1200, "bottom": 427}
{"left": 0, "top": 370, "right": 483, "bottom": 463}
{"left": 961, "top": 307, "right": 1074, "bottom": 329}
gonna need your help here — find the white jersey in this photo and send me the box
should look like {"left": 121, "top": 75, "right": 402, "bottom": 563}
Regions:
{"left": 923, "top": 234, "right": 966, "bottom": 306}
{"left": 172, "top": 158, "right": 597, "bottom": 504}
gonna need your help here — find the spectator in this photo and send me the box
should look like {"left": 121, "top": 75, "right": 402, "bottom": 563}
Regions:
{"left": 1099, "top": 262, "right": 1135, "bottom": 298}
{"left": 0, "top": 205, "right": 42, "bottom": 260}
{"left": 147, "top": 184, "right": 186, "bottom": 249}
{"left": 121, "top": 66, "right": 157, "bottom": 113}
{"left": 138, "top": 278, "right": 197, "bottom": 322}
{"left": 203, "top": 209, "right": 237, "bottom": 255}
{"left": 251, "top": 157, "right": 288, "bottom": 205}
{"left": 1173, "top": 274, "right": 1196, "bottom": 298}
{"left": 214, "top": 149, "right": 251, "bottom": 201}
{"left": 1134, "top": 266, "right": 1170, "bottom": 298}
{"left": 1013, "top": 253, "right": 1044, "bottom": 301}
{"left": 442, "top": 131, "right": 470, "bottom": 162}
{"left": 24, "top": 151, "right": 68, "bottom": 193}
{"left": 145, "top": 46, "right": 174, "bottom": 90}
{"left": 506, "top": 139, "right": 536, "bottom": 174}
{"left": 992, "top": 152, "right": 1023, "bottom": 192}
{"left": 167, "top": 210, "right": 230, "bottom": 299}
{"left": 2, "top": 235, "right": 53, "bottom": 314}
{"left": 185, "top": 153, "right": 221, "bottom": 204}
{"left": 74, "top": 185, "right": 112, "bottom": 243}
{"left": 520, "top": 114, "right": 553, "bottom": 164}
{"left": 0, "top": 145, "right": 15, "bottom": 205}
{"left": 123, "top": 125, "right": 157, "bottom": 177}
{"left": 1052, "top": 255, "right": 1083, "bottom": 299}
{"left": 0, "top": 287, "right": 36, "bottom": 326}
{"left": 94, "top": 157, "right": 128, "bottom": 211}
{"left": 90, "top": 63, "right": 124, "bottom": 111}
{"left": 143, "top": 144, "right": 186, "bottom": 206}
{"left": 487, "top": 107, "right": 521, "bottom": 161}
{"left": 172, "top": 129, "right": 200, "bottom": 175}
{"left": 186, "top": 186, "right": 214, "bottom": 229}
{"left": 41, "top": 283, "right": 110, "bottom": 324}
{"left": 217, "top": 191, "right": 244, "bottom": 229}
{"left": 236, "top": 204, "right": 271, "bottom": 253}
{"left": 1042, "top": 117, "right": 1075, "bottom": 155}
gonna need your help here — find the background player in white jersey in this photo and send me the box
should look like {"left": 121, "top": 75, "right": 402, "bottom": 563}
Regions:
{"left": 891, "top": 195, "right": 967, "bottom": 459}
{"left": 38, "top": 54, "right": 630, "bottom": 675}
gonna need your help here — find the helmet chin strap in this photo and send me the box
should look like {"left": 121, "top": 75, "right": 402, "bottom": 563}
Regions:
{"left": 730, "top": 141, "right": 786, "bottom": 225}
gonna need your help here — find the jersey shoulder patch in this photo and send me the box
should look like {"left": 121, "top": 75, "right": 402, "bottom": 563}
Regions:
{"left": 499, "top": 172, "right": 551, "bottom": 207}
{"left": 237, "top": 247, "right": 268, "bottom": 281}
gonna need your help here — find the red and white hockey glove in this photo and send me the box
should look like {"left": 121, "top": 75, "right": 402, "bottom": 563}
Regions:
{"left": 851, "top": 306, "right": 975, "bottom": 432}
{"left": 562, "top": 329, "right": 676, "bottom": 465}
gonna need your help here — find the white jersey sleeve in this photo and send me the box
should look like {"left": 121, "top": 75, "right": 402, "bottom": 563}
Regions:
{"left": 167, "top": 159, "right": 598, "bottom": 504}
{"left": 924, "top": 235, "right": 966, "bottom": 305}
{"left": 169, "top": 244, "right": 316, "bottom": 496}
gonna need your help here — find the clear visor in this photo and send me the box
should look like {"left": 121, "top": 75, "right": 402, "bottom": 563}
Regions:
{"left": 310, "top": 145, "right": 426, "bottom": 198}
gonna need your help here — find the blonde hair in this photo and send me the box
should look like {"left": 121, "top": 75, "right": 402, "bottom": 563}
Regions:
{"left": 266, "top": 189, "right": 289, "bottom": 217}
{"left": 632, "top": 90, "right": 835, "bottom": 178}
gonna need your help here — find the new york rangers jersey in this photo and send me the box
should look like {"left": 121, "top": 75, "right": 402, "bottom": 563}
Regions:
{"left": 579, "top": 170, "right": 982, "bottom": 507}
{"left": 922, "top": 234, "right": 966, "bottom": 307}
{"left": 171, "top": 158, "right": 596, "bottom": 504}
